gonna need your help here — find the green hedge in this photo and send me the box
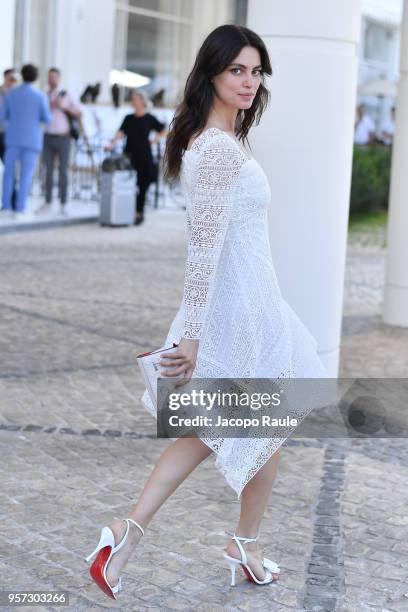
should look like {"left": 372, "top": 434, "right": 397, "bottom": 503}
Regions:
{"left": 350, "top": 145, "right": 392, "bottom": 214}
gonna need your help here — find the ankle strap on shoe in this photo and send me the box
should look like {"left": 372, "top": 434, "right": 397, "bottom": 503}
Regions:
{"left": 226, "top": 529, "right": 259, "bottom": 543}
{"left": 233, "top": 533, "right": 259, "bottom": 543}
{"left": 114, "top": 516, "right": 145, "bottom": 536}
{"left": 226, "top": 530, "right": 259, "bottom": 566}
{"left": 126, "top": 518, "right": 145, "bottom": 536}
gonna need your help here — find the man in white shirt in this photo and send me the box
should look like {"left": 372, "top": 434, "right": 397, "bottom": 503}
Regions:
{"left": 354, "top": 104, "right": 376, "bottom": 145}
{"left": 380, "top": 106, "right": 396, "bottom": 146}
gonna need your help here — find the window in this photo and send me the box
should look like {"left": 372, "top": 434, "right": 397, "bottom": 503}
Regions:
{"left": 114, "top": 1, "right": 192, "bottom": 105}
{"left": 128, "top": 0, "right": 192, "bottom": 14}
{"left": 14, "top": 0, "right": 54, "bottom": 87}
{"left": 364, "top": 20, "right": 393, "bottom": 64}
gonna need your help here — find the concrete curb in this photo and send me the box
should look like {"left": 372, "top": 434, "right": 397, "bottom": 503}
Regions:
{"left": 0, "top": 215, "right": 98, "bottom": 235}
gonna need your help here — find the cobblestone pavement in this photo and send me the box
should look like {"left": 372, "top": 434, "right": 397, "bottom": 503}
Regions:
{"left": 0, "top": 211, "right": 407, "bottom": 611}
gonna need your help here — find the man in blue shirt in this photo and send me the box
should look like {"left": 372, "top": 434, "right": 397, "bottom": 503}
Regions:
{"left": 0, "top": 68, "right": 18, "bottom": 211}
{"left": 0, "top": 64, "right": 51, "bottom": 219}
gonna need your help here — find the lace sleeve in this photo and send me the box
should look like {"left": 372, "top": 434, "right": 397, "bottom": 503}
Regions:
{"left": 181, "top": 135, "right": 246, "bottom": 339}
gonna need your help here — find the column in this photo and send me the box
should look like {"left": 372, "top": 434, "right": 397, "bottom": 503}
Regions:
{"left": 0, "top": 0, "right": 16, "bottom": 73}
{"left": 383, "top": 0, "right": 408, "bottom": 327}
{"left": 54, "top": 0, "right": 116, "bottom": 101}
{"left": 247, "top": 0, "right": 361, "bottom": 376}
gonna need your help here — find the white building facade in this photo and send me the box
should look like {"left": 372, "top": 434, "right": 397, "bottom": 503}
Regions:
{"left": 1, "top": 0, "right": 402, "bottom": 108}
{"left": 1, "top": 0, "right": 244, "bottom": 104}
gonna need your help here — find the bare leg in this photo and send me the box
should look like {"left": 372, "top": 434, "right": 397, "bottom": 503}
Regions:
{"left": 225, "top": 447, "right": 282, "bottom": 581}
{"left": 106, "top": 436, "right": 213, "bottom": 585}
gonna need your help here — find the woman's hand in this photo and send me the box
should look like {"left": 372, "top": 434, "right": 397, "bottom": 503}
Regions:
{"left": 159, "top": 338, "right": 199, "bottom": 382}
{"left": 104, "top": 130, "right": 124, "bottom": 152}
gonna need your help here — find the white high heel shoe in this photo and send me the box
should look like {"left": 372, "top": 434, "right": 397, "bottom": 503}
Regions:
{"left": 223, "top": 532, "right": 280, "bottom": 586}
{"left": 84, "top": 517, "right": 145, "bottom": 599}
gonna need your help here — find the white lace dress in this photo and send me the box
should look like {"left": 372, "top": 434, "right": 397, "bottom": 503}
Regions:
{"left": 142, "top": 127, "right": 328, "bottom": 498}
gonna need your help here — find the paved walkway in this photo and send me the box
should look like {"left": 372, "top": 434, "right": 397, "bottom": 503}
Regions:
{"left": 0, "top": 211, "right": 407, "bottom": 611}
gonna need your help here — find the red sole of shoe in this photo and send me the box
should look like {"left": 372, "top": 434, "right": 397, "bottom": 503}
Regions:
{"left": 89, "top": 546, "right": 115, "bottom": 599}
{"left": 241, "top": 564, "right": 257, "bottom": 583}
{"left": 241, "top": 564, "right": 279, "bottom": 585}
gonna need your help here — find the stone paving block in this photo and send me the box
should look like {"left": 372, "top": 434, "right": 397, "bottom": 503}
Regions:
{"left": 340, "top": 585, "right": 388, "bottom": 608}
{"left": 266, "top": 587, "right": 300, "bottom": 608}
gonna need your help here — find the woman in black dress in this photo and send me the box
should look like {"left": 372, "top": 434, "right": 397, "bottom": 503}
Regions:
{"left": 108, "top": 90, "right": 166, "bottom": 224}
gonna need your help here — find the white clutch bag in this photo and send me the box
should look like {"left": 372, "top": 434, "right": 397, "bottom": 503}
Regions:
{"left": 137, "top": 343, "right": 183, "bottom": 407}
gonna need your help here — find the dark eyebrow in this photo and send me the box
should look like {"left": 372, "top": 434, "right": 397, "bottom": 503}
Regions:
{"left": 230, "top": 63, "right": 263, "bottom": 70}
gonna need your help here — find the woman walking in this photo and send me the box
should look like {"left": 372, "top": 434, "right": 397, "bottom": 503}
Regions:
{"left": 108, "top": 90, "right": 166, "bottom": 225}
{"left": 86, "top": 24, "right": 328, "bottom": 599}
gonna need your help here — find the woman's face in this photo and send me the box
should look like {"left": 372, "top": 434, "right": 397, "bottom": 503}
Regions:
{"left": 131, "top": 93, "right": 145, "bottom": 114}
{"left": 212, "top": 46, "right": 263, "bottom": 111}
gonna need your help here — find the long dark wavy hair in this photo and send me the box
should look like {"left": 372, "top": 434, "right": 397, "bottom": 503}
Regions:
{"left": 164, "top": 24, "right": 273, "bottom": 180}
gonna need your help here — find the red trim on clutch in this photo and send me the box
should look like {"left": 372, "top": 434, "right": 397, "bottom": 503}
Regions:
{"left": 136, "top": 343, "right": 179, "bottom": 359}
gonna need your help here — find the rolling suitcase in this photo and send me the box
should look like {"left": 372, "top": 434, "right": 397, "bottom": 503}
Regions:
{"left": 100, "top": 154, "right": 137, "bottom": 226}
